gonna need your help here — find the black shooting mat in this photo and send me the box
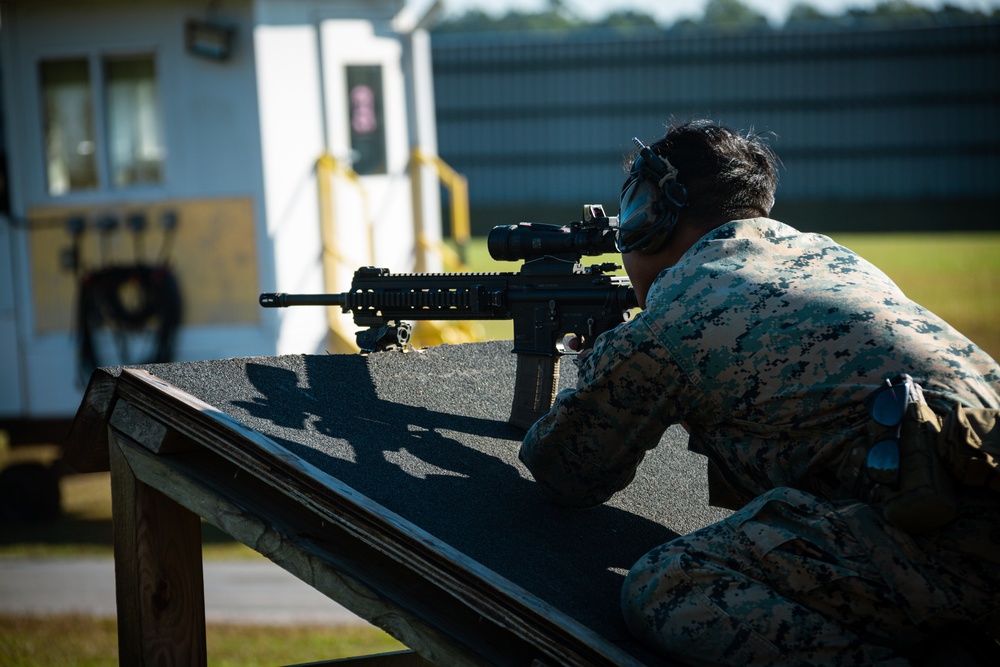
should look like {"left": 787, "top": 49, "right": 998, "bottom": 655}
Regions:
{"left": 135, "top": 340, "right": 731, "bottom": 662}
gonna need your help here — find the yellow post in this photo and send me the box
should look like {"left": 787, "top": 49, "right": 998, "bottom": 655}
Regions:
{"left": 406, "top": 147, "right": 484, "bottom": 346}
{"left": 410, "top": 150, "right": 427, "bottom": 273}
{"left": 410, "top": 147, "right": 470, "bottom": 271}
{"left": 315, "top": 151, "right": 373, "bottom": 353}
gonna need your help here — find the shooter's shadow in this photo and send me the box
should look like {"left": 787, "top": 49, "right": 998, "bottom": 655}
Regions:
{"left": 230, "top": 352, "right": 678, "bottom": 647}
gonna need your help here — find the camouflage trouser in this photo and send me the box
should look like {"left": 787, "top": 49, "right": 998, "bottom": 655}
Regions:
{"left": 621, "top": 486, "right": 1000, "bottom": 666}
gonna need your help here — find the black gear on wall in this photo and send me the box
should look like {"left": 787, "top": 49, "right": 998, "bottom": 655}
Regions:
{"left": 76, "top": 263, "right": 183, "bottom": 380}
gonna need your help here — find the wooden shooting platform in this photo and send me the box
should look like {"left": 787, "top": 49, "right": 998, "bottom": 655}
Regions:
{"left": 64, "top": 340, "right": 730, "bottom": 666}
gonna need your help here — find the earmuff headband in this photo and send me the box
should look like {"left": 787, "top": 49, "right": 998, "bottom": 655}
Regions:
{"left": 616, "top": 137, "right": 688, "bottom": 254}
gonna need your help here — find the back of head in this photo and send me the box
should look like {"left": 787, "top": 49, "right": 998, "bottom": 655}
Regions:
{"left": 649, "top": 120, "right": 778, "bottom": 228}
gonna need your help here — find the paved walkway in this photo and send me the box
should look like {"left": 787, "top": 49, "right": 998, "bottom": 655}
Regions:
{"left": 0, "top": 557, "right": 369, "bottom": 626}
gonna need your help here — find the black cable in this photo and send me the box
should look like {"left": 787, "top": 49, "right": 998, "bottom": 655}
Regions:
{"left": 76, "top": 263, "right": 183, "bottom": 381}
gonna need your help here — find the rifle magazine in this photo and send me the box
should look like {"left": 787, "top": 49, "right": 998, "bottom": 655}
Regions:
{"left": 508, "top": 354, "right": 560, "bottom": 432}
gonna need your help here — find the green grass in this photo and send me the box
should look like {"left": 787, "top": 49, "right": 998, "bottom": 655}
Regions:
{"left": 0, "top": 470, "right": 406, "bottom": 666}
{"left": 829, "top": 232, "right": 999, "bottom": 360}
{"left": 0, "top": 613, "right": 405, "bottom": 667}
{"left": 0, "top": 469, "right": 261, "bottom": 560}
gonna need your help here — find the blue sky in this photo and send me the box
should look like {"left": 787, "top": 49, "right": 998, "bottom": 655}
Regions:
{"left": 410, "top": 0, "right": 999, "bottom": 26}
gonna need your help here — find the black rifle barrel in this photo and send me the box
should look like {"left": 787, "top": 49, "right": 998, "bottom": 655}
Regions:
{"left": 259, "top": 292, "right": 347, "bottom": 308}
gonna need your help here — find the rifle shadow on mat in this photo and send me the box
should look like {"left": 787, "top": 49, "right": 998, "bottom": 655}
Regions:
{"left": 227, "top": 352, "right": 680, "bottom": 642}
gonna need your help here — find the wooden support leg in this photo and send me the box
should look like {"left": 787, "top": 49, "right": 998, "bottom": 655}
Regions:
{"left": 109, "top": 426, "right": 207, "bottom": 666}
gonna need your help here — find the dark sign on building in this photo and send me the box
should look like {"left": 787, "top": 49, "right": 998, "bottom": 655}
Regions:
{"left": 346, "top": 65, "right": 387, "bottom": 175}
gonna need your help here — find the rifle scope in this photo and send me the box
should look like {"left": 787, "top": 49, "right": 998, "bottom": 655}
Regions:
{"left": 487, "top": 220, "right": 619, "bottom": 262}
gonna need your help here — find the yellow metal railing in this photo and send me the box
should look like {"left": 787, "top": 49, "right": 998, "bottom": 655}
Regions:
{"left": 314, "top": 148, "right": 483, "bottom": 352}
{"left": 408, "top": 148, "right": 485, "bottom": 345}
{"left": 410, "top": 147, "right": 470, "bottom": 272}
{"left": 315, "top": 151, "right": 373, "bottom": 353}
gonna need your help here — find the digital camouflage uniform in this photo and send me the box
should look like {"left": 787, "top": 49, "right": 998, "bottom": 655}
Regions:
{"left": 519, "top": 218, "right": 1000, "bottom": 666}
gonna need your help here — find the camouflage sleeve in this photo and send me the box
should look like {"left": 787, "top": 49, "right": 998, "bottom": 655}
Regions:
{"left": 518, "top": 314, "right": 688, "bottom": 507}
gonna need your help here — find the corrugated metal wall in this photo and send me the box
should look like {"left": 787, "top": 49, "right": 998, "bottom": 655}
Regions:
{"left": 431, "top": 22, "right": 1000, "bottom": 232}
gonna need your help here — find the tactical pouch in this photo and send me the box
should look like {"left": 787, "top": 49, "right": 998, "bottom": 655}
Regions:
{"left": 879, "top": 400, "right": 958, "bottom": 533}
{"left": 937, "top": 405, "right": 1000, "bottom": 494}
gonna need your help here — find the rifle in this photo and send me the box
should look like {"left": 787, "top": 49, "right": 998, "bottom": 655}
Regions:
{"left": 259, "top": 204, "right": 637, "bottom": 430}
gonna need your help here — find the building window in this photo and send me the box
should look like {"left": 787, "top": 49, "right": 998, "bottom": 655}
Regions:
{"left": 105, "top": 56, "right": 164, "bottom": 188}
{"left": 40, "top": 59, "right": 98, "bottom": 195}
{"left": 40, "top": 54, "right": 164, "bottom": 196}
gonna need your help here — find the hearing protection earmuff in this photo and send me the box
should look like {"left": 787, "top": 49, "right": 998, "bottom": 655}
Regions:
{"left": 616, "top": 137, "right": 688, "bottom": 254}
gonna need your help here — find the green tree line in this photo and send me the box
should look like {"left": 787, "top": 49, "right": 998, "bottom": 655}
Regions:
{"left": 432, "top": 0, "right": 999, "bottom": 33}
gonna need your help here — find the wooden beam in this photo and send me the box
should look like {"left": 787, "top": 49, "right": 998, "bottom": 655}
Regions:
{"left": 110, "top": 397, "right": 196, "bottom": 454}
{"left": 81, "top": 367, "right": 650, "bottom": 666}
{"left": 106, "top": 369, "right": 644, "bottom": 665}
{"left": 109, "top": 425, "right": 207, "bottom": 666}
{"left": 112, "top": 421, "right": 488, "bottom": 666}
{"left": 64, "top": 369, "right": 118, "bottom": 472}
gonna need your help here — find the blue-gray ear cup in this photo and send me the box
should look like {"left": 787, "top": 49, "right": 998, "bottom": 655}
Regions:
{"left": 616, "top": 137, "right": 688, "bottom": 254}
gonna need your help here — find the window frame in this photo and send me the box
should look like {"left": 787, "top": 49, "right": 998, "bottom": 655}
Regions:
{"left": 36, "top": 49, "right": 167, "bottom": 200}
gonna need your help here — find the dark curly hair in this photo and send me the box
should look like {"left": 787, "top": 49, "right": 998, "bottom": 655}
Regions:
{"left": 633, "top": 119, "right": 779, "bottom": 227}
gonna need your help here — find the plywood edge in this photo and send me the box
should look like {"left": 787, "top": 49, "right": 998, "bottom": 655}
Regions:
{"left": 63, "top": 367, "right": 122, "bottom": 472}
{"left": 112, "top": 367, "right": 647, "bottom": 667}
